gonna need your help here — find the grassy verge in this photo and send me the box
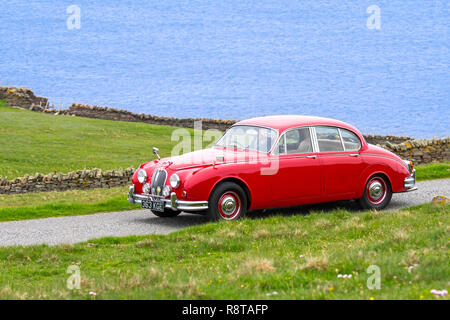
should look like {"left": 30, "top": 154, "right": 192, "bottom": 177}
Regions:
{"left": 0, "top": 203, "right": 447, "bottom": 300}
{"left": 0, "top": 100, "right": 214, "bottom": 179}
{"left": 0, "top": 187, "right": 139, "bottom": 222}
{"left": 416, "top": 161, "right": 450, "bottom": 181}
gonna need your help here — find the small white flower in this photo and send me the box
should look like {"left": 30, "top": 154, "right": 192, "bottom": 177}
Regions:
{"left": 337, "top": 274, "right": 343, "bottom": 278}
{"left": 89, "top": 291, "right": 97, "bottom": 296}
{"left": 430, "top": 289, "right": 448, "bottom": 296}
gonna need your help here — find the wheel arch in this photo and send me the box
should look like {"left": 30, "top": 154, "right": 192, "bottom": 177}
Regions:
{"left": 367, "top": 171, "right": 392, "bottom": 188}
{"left": 209, "top": 177, "right": 252, "bottom": 209}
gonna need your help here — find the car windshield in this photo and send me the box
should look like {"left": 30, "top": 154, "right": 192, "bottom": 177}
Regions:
{"left": 215, "top": 125, "right": 278, "bottom": 153}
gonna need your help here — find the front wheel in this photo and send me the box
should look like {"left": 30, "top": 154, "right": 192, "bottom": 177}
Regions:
{"left": 207, "top": 182, "right": 248, "bottom": 221}
{"left": 359, "top": 175, "right": 392, "bottom": 210}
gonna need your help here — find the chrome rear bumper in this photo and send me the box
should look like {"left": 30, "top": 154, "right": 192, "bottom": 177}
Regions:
{"left": 403, "top": 169, "right": 417, "bottom": 192}
{"left": 127, "top": 186, "right": 208, "bottom": 212}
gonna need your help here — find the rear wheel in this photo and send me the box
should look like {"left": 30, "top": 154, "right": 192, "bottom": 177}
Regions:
{"left": 359, "top": 175, "right": 392, "bottom": 210}
{"left": 207, "top": 182, "right": 248, "bottom": 221}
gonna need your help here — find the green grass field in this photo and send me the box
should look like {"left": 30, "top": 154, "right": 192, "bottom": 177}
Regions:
{"left": 0, "top": 203, "right": 447, "bottom": 300}
{"left": 0, "top": 100, "right": 214, "bottom": 179}
{"left": 416, "top": 161, "right": 450, "bottom": 181}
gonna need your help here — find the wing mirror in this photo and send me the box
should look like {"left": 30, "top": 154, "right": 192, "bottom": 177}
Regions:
{"left": 153, "top": 147, "right": 160, "bottom": 160}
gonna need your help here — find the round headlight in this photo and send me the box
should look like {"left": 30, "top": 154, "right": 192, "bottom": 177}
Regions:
{"left": 170, "top": 174, "right": 180, "bottom": 189}
{"left": 137, "top": 169, "right": 147, "bottom": 184}
{"left": 142, "top": 183, "right": 151, "bottom": 194}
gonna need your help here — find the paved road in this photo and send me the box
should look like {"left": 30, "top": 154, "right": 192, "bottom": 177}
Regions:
{"left": 0, "top": 179, "right": 448, "bottom": 247}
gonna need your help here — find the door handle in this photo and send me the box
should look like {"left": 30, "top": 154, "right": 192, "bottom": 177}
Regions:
{"left": 306, "top": 155, "right": 317, "bottom": 159}
{"left": 349, "top": 154, "right": 359, "bottom": 157}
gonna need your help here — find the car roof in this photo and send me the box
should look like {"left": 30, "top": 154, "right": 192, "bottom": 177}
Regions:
{"left": 234, "top": 115, "right": 361, "bottom": 134}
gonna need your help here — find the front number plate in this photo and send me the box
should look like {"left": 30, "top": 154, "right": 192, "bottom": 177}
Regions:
{"left": 141, "top": 199, "right": 165, "bottom": 212}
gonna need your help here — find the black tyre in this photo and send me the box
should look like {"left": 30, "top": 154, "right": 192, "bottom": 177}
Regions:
{"left": 151, "top": 208, "right": 181, "bottom": 218}
{"left": 207, "top": 182, "right": 248, "bottom": 221}
{"left": 358, "top": 174, "right": 392, "bottom": 210}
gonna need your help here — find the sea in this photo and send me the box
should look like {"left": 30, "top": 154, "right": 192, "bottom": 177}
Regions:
{"left": 1, "top": 0, "right": 449, "bottom": 137}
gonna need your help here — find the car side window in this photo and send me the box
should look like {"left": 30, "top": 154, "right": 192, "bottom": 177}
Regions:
{"left": 315, "top": 126, "right": 344, "bottom": 152}
{"left": 274, "top": 127, "right": 313, "bottom": 155}
{"left": 340, "top": 129, "right": 361, "bottom": 151}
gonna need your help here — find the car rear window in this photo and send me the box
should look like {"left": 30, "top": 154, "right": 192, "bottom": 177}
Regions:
{"left": 315, "top": 127, "right": 344, "bottom": 152}
{"left": 340, "top": 128, "right": 361, "bottom": 151}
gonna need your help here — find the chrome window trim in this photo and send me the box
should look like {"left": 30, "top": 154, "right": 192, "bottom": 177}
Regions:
{"left": 269, "top": 125, "right": 363, "bottom": 156}
{"left": 338, "top": 128, "right": 346, "bottom": 151}
{"left": 310, "top": 126, "right": 319, "bottom": 153}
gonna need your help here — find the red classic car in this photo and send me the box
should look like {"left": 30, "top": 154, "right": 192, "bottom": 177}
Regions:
{"left": 128, "top": 115, "right": 417, "bottom": 220}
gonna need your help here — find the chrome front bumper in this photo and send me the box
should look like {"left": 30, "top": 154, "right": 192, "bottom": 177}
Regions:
{"left": 403, "top": 169, "right": 417, "bottom": 192}
{"left": 127, "top": 186, "right": 208, "bottom": 212}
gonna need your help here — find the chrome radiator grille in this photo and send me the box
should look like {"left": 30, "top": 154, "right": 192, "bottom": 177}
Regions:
{"left": 150, "top": 168, "right": 167, "bottom": 196}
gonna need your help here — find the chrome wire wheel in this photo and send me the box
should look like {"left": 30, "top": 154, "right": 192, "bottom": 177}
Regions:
{"left": 218, "top": 191, "right": 241, "bottom": 220}
{"left": 366, "top": 177, "right": 387, "bottom": 205}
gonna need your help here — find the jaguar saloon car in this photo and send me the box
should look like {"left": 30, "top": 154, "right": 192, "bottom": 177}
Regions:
{"left": 128, "top": 115, "right": 417, "bottom": 221}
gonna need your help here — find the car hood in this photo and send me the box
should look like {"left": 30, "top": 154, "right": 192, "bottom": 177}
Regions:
{"left": 145, "top": 147, "right": 269, "bottom": 171}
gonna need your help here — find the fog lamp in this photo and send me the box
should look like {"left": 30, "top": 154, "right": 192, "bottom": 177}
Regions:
{"left": 142, "top": 183, "right": 151, "bottom": 194}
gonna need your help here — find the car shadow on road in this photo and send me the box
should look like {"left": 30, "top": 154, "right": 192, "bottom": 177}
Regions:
{"left": 247, "top": 200, "right": 362, "bottom": 219}
{"left": 134, "top": 200, "right": 362, "bottom": 228}
{"left": 133, "top": 212, "right": 209, "bottom": 229}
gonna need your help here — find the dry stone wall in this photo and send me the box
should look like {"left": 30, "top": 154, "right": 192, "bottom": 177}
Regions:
{"left": 0, "top": 86, "right": 48, "bottom": 111}
{"left": 0, "top": 168, "right": 135, "bottom": 195}
{"left": 65, "top": 104, "right": 235, "bottom": 131}
{"left": 380, "top": 138, "right": 449, "bottom": 165}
